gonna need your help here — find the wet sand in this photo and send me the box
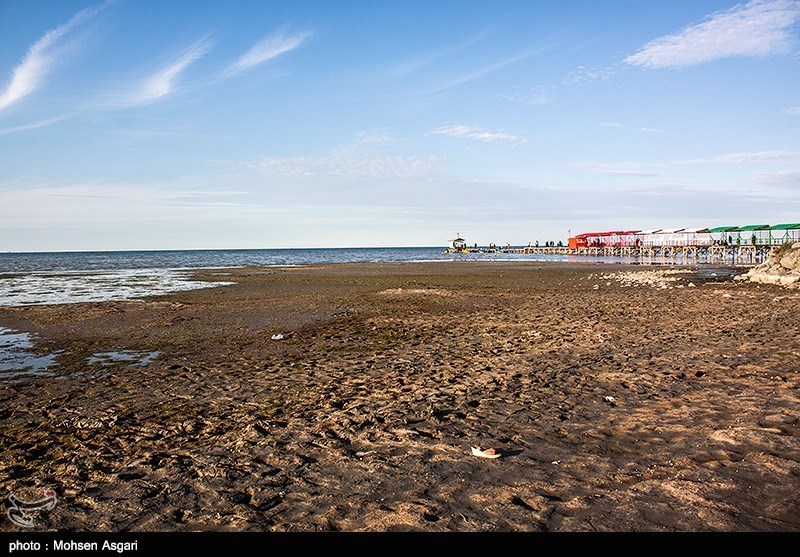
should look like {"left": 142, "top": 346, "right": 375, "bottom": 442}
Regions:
{"left": 0, "top": 262, "right": 798, "bottom": 531}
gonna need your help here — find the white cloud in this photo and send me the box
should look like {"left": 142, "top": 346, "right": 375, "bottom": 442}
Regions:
{"left": 126, "top": 39, "right": 212, "bottom": 105}
{"left": 756, "top": 169, "right": 800, "bottom": 184}
{"left": 422, "top": 52, "right": 531, "bottom": 95}
{"left": 562, "top": 64, "right": 617, "bottom": 85}
{"left": 787, "top": 106, "right": 800, "bottom": 115}
{"left": 230, "top": 144, "right": 440, "bottom": 181}
{"left": 682, "top": 150, "right": 800, "bottom": 163}
{"left": 431, "top": 124, "right": 527, "bottom": 145}
{"left": 637, "top": 127, "right": 665, "bottom": 134}
{"left": 625, "top": 0, "right": 800, "bottom": 69}
{"left": 224, "top": 29, "right": 311, "bottom": 76}
{"left": 503, "top": 86, "right": 555, "bottom": 105}
{"left": 0, "top": 115, "right": 68, "bottom": 135}
{"left": 0, "top": 3, "right": 104, "bottom": 111}
{"left": 355, "top": 130, "right": 405, "bottom": 145}
{"left": 569, "top": 162, "right": 659, "bottom": 177}
{"left": 383, "top": 30, "right": 489, "bottom": 80}
{"left": 0, "top": 182, "right": 252, "bottom": 227}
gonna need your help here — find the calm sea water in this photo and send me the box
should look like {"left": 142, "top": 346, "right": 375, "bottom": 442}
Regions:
{"left": 0, "top": 247, "right": 568, "bottom": 274}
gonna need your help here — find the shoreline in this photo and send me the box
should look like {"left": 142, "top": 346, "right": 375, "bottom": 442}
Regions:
{"left": 1, "top": 261, "right": 797, "bottom": 531}
{"left": 0, "top": 259, "right": 749, "bottom": 309}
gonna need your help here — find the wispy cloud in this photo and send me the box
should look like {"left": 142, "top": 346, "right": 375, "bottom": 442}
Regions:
{"left": 125, "top": 39, "right": 212, "bottom": 105}
{"left": 431, "top": 124, "right": 527, "bottom": 145}
{"left": 0, "top": 181, "right": 252, "bottom": 228}
{"left": 788, "top": 106, "right": 800, "bottom": 115}
{"left": 755, "top": 169, "right": 800, "bottom": 192}
{"left": 562, "top": 64, "right": 618, "bottom": 85}
{"left": 423, "top": 52, "right": 531, "bottom": 95}
{"left": 355, "top": 130, "right": 406, "bottom": 146}
{"left": 0, "top": 3, "right": 105, "bottom": 111}
{"left": 681, "top": 150, "right": 800, "bottom": 163}
{"left": 625, "top": 0, "right": 800, "bottom": 69}
{"left": 383, "top": 30, "right": 489, "bottom": 79}
{"left": 224, "top": 29, "right": 311, "bottom": 77}
{"left": 503, "top": 86, "right": 556, "bottom": 106}
{"left": 0, "top": 115, "right": 68, "bottom": 135}
{"left": 224, "top": 141, "right": 440, "bottom": 181}
{"left": 569, "top": 162, "right": 659, "bottom": 177}
{"left": 596, "top": 123, "right": 665, "bottom": 133}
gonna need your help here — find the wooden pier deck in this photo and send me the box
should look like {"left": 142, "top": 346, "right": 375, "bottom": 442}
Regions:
{"left": 463, "top": 244, "right": 777, "bottom": 264}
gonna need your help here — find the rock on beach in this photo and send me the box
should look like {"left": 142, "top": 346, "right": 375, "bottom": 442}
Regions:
{"left": 736, "top": 242, "right": 800, "bottom": 288}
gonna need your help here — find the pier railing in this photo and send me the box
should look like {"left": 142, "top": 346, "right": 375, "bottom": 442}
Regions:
{"left": 465, "top": 244, "right": 777, "bottom": 264}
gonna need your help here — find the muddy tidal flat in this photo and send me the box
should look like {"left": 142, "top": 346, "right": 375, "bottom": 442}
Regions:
{"left": 1, "top": 262, "right": 798, "bottom": 531}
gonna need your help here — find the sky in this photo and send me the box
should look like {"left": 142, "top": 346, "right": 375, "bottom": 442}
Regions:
{"left": 0, "top": 0, "right": 799, "bottom": 251}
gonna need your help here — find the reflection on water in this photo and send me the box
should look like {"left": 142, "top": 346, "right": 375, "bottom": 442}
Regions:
{"left": 0, "top": 327, "right": 59, "bottom": 381}
{"left": 87, "top": 350, "right": 160, "bottom": 367}
{"left": 0, "top": 269, "right": 234, "bottom": 307}
{"left": 0, "top": 326, "right": 162, "bottom": 382}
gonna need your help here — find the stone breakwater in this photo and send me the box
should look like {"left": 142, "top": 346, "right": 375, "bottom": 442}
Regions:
{"left": 736, "top": 243, "right": 800, "bottom": 288}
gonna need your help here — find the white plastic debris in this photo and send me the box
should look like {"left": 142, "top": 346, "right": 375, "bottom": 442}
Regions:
{"left": 471, "top": 446, "right": 501, "bottom": 459}
{"left": 604, "top": 396, "right": 615, "bottom": 403}
{"left": 271, "top": 334, "right": 284, "bottom": 340}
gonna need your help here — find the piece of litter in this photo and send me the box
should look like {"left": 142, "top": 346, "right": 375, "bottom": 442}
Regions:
{"left": 551, "top": 460, "right": 561, "bottom": 465}
{"left": 604, "top": 396, "right": 615, "bottom": 403}
{"left": 271, "top": 334, "right": 284, "bottom": 340}
{"left": 722, "top": 294, "right": 732, "bottom": 298}
{"left": 471, "top": 446, "right": 501, "bottom": 459}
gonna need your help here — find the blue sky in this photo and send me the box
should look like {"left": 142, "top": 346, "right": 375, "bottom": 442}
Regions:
{"left": 1, "top": 0, "right": 798, "bottom": 251}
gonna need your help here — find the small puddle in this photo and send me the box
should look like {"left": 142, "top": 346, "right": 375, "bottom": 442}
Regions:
{"left": 675, "top": 267, "right": 746, "bottom": 284}
{"left": 87, "top": 350, "right": 161, "bottom": 367}
{"left": 0, "top": 327, "right": 60, "bottom": 381}
{"left": 1, "top": 326, "right": 162, "bottom": 382}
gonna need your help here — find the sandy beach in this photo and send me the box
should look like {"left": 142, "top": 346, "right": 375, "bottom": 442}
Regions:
{"left": 1, "top": 261, "right": 798, "bottom": 531}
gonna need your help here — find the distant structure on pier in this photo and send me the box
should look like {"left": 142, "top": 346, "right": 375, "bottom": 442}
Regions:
{"left": 445, "top": 223, "right": 800, "bottom": 264}
{"left": 447, "top": 233, "right": 468, "bottom": 253}
{"left": 567, "top": 223, "right": 800, "bottom": 264}
{"left": 567, "top": 223, "right": 800, "bottom": 250}
{"left": 565, "top": 223, "right": 800, "bottom": 264}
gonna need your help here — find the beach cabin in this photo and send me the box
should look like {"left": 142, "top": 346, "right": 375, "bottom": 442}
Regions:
{"left": 681, "top": 227, "right": 711, "bottom": 246}
{"left": 634, "top": 229, "right": 662, "bottom": 246}
{"left": 618, "top": 230, "right": 641, "bottom": 246}
{"left": 767, "top": 223, "right": 800, "bottom": 245}
{"left": 655, "top": 228, "right": 686, "bottom": 246}
{"left": 706, "top": 226, "right": 738, "bottom": 245}
{"left": 729, "top": 224, "right": 770, "bottom": 246}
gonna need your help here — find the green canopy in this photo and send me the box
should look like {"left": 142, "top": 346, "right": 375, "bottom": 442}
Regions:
{"left": 706, "top": 226, "right": 738, "bottom": 233}
{"left": 731, "top": 224, "right": 769, "bottom": 231}
{"left": 768, "top": 223, "right": 800, "bottom": 230}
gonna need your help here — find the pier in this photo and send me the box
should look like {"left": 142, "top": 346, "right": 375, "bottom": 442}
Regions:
{"left": 496, "top": 244, "right": 775, "bottom": 264}
{"left": 448, "top": 223, "right": 800, "bottom": 265}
